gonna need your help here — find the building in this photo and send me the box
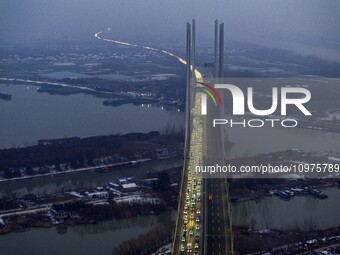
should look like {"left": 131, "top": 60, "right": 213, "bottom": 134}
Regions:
{"left": 120, "top": 183, "right": 139, "bottom": 193}
{"left": 86, "top": 191, "right": 109, "bottom": 199}
{"left": 50, "top": 208, "right": 69, "bottom": 220}
{"left": 117, "top": 177, "right": 135, "bottom": 184}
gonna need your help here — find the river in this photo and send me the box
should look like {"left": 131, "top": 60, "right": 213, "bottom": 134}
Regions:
{"left": 0, "top": 157, "right": 182, "bottom": 198}
{"left": 0, "top": 83, "right": 184, "bottom": 149}
{"left": 2, "top": 80, "right": 340, "bottom": 250}
{"left": 226, "top": 121, "right": 340, "bottom": 158}
{"left": 232, "top": 187, "right": 340, "bottom": 230}
{"left": 0, "top": 82, "right": 181, "bottom": 254}
{"left": 226, "top": 122, "right": 340, "bottom": 231}
{"left": 0, "top": 211, "right": 174, "bottom": 255}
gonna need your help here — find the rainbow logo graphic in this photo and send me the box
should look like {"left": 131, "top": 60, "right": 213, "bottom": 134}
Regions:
{"left": 197, "top": 82, "right": 222, "bottom": 106}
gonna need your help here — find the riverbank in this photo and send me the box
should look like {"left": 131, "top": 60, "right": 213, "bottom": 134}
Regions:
{"left": 233, "top": 226, "right": 340, "bottom": 254}
{"left": 0, "top": 211, "right": 174, "bottom": 255}
{"left": 0, "top": 131, "right": 184, "bottom": 181}
{"left": 0, "top": 159, "right": 152, "bottom": 183}
{"left": 0, "top": 201, "right": 173, "bottom": 235}
{"left": 229, "top": 177, "right": 339, "bottom": 203}
{"left": 0, "top": 157, "right": 182, "bottom": 200}
{"left": 232, "top": 186, "right": 340, "bottom": 232}
{"left": 0, "top": 165, "right": 181, "bottom": 236}
{"left": 0, "top": 83, "right": 185, "bottom": 149}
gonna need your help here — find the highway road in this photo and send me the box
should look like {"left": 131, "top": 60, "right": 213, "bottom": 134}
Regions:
{"left": 205, "top": 178, "right": 229, "bottom": 254}
{"left": 93, "top": 29, "right": 233, "bottom": 254}
{"left": 202, "top": 83, "right": 233, "bottom": 255}
{"left": 173, "top": 72, "right": 233, "bottom": 255}
{"left": 172, "top": 81, "right": 205, "bottom": 255}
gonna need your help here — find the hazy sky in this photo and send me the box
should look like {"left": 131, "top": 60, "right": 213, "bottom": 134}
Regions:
{"left": 1, "top": 0, "right": 339, "bottom": 60}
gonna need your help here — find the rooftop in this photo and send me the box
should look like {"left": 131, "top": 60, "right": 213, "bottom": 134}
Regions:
{"left": 122, "top": 183, "right": 138, "bottom": 189}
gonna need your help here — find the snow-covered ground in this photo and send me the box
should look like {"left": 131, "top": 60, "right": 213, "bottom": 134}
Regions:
{"left": 114, "top": 194, "right": 162, "bottom": 205}
{"left": 150, "top": 243, "right": 172, "bottom": 255}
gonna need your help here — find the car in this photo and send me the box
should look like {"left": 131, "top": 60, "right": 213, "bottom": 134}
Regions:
{"left": 180, "top": 244, "right": 185, "bottom": 252}
{"left": 189, "top": 229, "right": 194, "bottom": 235}
{"left": 187, "top": 242, "right": 192, "bottom": 253}
{"left": 195, "top": 225, "right": 200, "bottom": 230}
{"left": 194, "top": 252, "right": 199, "bottom": 255}
{"left": 190, "top": 214, "right": 194, "bottom": 219}
{"left": 182, "top": 236, "right": 186, "bottom": 242}
{"left": 197, "top": 210, "right": 201, "bottom": 214}
{"left": 196, "top": 217, "right": 200, "bottom": 223}
{"left": 195, "top": 243, "right": 199, "bottom": 249}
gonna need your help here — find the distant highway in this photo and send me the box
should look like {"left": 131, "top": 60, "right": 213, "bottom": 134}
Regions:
{"left": 94, "top": 31, "right": 187, "bottom": 67}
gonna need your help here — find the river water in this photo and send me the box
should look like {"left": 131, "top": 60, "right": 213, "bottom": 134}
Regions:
{"left": 0, "top": 157, "right": 182, "bottom": 198}
{"left": 0, "top": 83, "right": 184, "bottom": 149}
{"left": 225, "top": 123, "right": 340, "bottom": 231}
{"left": 0, "top": 157, "right": 179, "bottom": 255}
{"left": 0, "top": 84, "right": 180, "bottom": 254}
{"left": 0, "top": 211, "right": 174, "bottom": 255}
{"left": 232, "top": 187, "right": 340, "bottom": 230}
{"left": 2, "top": 82, "right": 340, "bottom": 252}
{"left": 226, "top": 121, "right": 340, "bottom": 158}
